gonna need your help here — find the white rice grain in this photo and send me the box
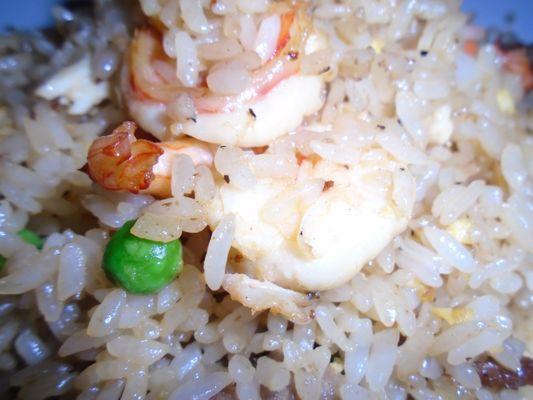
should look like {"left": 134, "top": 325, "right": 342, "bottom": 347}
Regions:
{"left": 168, "top": 372, "right": 232, "bottom": 400}
{"left": 204, "top": 214, "right": 236, "bottom": 290}
{"left": 107, "top": 335, "right": 169, "bottom": 365}
{"left": 423, "top": 226, "right": 476, "bottom": 273}
{"left": 256, "top": 356, "right": 290, "bottom": 392}
{"left": 57, "top": 242, "right": 87, "bottom": 301}
{"left": 35, "top": 281, "right": 64, "bottom": 322}
{"left": 87, "top": 289, "right": 127, "bottom": 337}
{"left": 15, "top": 329, "right": 51, "bottom": 365}
{"left": 501, "top": 144, "right": 528, "bottom": 192}
{"left": 365, "top": 329, "right": 399, "bottom": 391}
{"left": 179, "top": 0, "right": 210, "bottom": 34}
{"left": 170, "top": 154, "right": 195, "bottom": 198}
{"left": 175, "top": 31, "right": 199, "bottom": 87}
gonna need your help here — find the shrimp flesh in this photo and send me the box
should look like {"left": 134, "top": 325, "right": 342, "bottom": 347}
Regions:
{"left": 206, "top": 147, "right": 415, "bottom": 292}
{"left": 87, "top": 121, "right": 213, "bottom": 198}
{"left": 124, "top": 4, "right": 326, "bottom": 145}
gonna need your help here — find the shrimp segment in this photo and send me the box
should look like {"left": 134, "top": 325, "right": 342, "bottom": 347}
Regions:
{"left": 87, "top": 121, "right": 213, "bottom": 197}
{"left": 209, "top": 155, "right": 415, "bottom": 292}
{"left": 125, "top": 4, "right": 326, "bottom": 145}
{"left": 87, "top": 121, "right": 163, "bottom": 193}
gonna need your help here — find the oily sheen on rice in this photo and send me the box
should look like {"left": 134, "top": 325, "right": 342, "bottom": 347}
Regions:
{"left": 0, "top": 0, "right": 532, "bottom": 399}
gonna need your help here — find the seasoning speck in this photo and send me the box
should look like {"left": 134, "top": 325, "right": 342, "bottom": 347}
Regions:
{"left": 223, "top": 175, "right": 230, "bottom": 183}
{"left": 377, "top": 124, "right": 385, "bottom": 130}
{"left": 420, "top": 50, "right": 429, "bottom": 57}
{"left": 248, "top": 108, "right": 256, "bottom": 119}
{"left": 306, "top": 291, "right": 321, "bottom": 300}
{"left": 323, "top": 180, "right": 335, "bottom": 191}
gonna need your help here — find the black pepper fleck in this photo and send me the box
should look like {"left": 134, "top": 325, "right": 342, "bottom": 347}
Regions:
{"left": 450, "top": 141, "right": 458, "bottom": 152}
{"left": 323, "top": 180, "right": 335, "bottom": 191}
{"left": 248, "top": 108, "right": 256, "bottom": 119}
{"left": 306, "top": 291, "right": 321, "bottom": 300}
{"left": 398, "top": 335, "right": 407, "bottom": 346}
{"left": 377, "top": 124, "right": 386, "bottom": 130}
{"left": 249, "top": 351, "right": 269, "bottom": 367}
{"left": 288, "top": 51, "right": 299, "bottom": 60}
{"left": 223, "top": 175, "right": 230, "bottom": 183}
{"left": 420, "top": 50, "right": 429, "bottom": 57}
{"left": 187, "top": 117, "right": 197, "bottom": 123}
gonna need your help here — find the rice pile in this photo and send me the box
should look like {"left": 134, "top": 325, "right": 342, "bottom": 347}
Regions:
{"left": 0, "top": 0, "right": 532, "bottom": 399}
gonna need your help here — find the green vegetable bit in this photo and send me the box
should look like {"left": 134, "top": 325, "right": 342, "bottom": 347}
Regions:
{"left": 18, "top": 229, "right": 44, "bottom": 250}
{"left": 103, "top": 220, "right": 183, "bottom": 294}
{"left": 0, "top": 228, "right": 43, "bottom": 270}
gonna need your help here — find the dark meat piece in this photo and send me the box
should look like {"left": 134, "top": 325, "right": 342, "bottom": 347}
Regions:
{"left": 473, "top": 355, "right": 533, "bottom": 390}
{"left": 210, "top": 384, "right": 237, "bottom": 400}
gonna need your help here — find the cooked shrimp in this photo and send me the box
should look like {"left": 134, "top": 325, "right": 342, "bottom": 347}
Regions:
{"left": 124, "top": 4, "right": 326, "bottom": 145}
{"left": 206, "top": 146, "right": 416, "bottom": 292}
{"left": 87, "top": 121, "right": 213, "bottom": 198}
{"left": 87, "top": 122, "right": 415, "bottom": 294}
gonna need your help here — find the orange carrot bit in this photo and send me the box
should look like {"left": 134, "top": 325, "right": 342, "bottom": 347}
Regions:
{"left": 463, "top": 40, "right": 479, "bottom": 57}
{"left": 274, "top": 10, "right": 296, "bottom": 58}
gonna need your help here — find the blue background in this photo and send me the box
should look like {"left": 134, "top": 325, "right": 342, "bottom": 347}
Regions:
{"left": 0, "top": 0, "right": 531, "bottom": 42}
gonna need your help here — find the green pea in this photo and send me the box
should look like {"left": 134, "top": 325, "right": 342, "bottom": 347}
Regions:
{"left": 18, "top": 229, "right": 44, "bottom": 250}
{"left": 0, "top": 229, "right": 43, "bottom": 271}
{"left": 102, "top": 220, "right": 183, "bottom": 294}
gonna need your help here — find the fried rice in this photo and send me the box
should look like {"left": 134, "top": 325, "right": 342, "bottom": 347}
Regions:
{"left": 0, "top": 0, "right": 532, "bottom": 399}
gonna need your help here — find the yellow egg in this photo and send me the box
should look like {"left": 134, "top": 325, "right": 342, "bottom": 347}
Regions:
{"left": 431, "top": 307, "right": 474, "bottom": 325}
{"left": 497, "top": 89, "right": 515, "bottom": 114}
{"left": 446, "top": 218, "right": 473, "bottom": 245}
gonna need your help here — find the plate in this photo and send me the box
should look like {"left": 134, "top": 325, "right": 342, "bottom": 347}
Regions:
{"left": 0, "top": 0, "right": 531, "bottom": 42}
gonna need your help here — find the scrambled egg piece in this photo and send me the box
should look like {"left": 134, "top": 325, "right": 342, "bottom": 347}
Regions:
{"left": 36, "top": 57, "right": 109, "bottom": 115}
{"left": 496, "top": 89, "right": 515, "bottom": 114}
{"left": 408, "top": 279, "right": 436, "bottom": 302}
{"left": 371, "top": 38, "right": 385, "bottom": 55}
{"left": 431, "top": 307, "right": 474, "bottom": 325}
{"left": 446, "top": 218, "right": 473, "bottom": 245}
{"left": 330, "top": 357, "right": 344, "bottom": 374}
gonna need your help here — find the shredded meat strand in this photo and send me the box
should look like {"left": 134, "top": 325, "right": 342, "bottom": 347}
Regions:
{"left": 473, "top": 355, "right": 533, "bottom": 390}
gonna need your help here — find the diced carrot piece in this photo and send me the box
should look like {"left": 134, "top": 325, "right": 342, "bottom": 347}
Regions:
{"left": 274, "top": 11, "right": 296, "bottom": 58}
{"left": 463, "top": 40, "right": 479, "bottom": 57}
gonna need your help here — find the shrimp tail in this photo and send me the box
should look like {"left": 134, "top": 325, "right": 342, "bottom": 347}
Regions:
{"left": 87, "top": 121, "right": 163, "bottom": 193}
